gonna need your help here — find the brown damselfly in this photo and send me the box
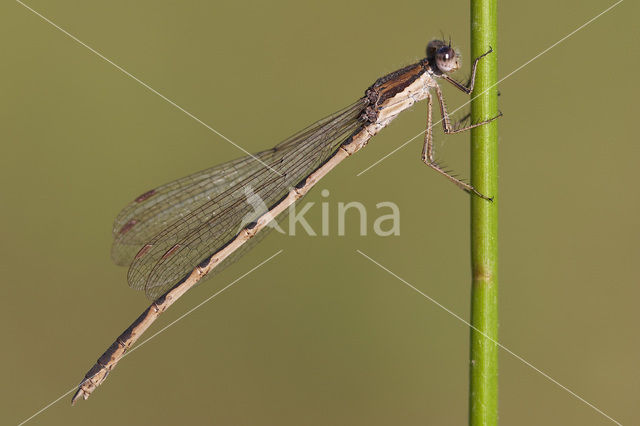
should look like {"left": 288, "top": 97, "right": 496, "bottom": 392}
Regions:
{"left": 72, "top": 39, "right": 500, "bottom": 403}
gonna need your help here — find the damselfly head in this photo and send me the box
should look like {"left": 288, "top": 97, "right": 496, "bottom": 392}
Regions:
{"left": 426, "top": 39, "right": 461, "bottom": 74}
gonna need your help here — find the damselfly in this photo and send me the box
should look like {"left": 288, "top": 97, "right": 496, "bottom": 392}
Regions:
{"left": 72, "top": 39, "right": 501, "bottom": 403}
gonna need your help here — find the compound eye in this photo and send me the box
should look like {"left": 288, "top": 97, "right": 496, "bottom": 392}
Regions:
{"left": 435, "top": 46, "right": 459, "bottom": 73}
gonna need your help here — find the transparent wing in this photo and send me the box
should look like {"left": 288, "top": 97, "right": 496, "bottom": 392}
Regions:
{"left": 112, "top": 153, "right": 272, "bottom": 266}
{"left": 112, "top": 99, "right": 367, "bottom": 299}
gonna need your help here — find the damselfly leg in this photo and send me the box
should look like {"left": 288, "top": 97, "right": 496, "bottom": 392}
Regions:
{"left": 421, "top": 47, "right": 502, "bottom": 201}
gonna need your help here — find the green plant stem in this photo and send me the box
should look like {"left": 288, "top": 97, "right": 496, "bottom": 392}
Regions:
{"left": 469, "top": 0, "right": 499, "bottom": 425}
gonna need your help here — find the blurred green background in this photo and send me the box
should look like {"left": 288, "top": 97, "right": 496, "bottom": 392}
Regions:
{"left": 2, "top": 0, "right": 638, "bottom": 424}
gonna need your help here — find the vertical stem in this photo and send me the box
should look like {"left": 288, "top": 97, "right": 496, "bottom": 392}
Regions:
{"left": 469, "top": 0, "right": 499, "bottom": 425}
